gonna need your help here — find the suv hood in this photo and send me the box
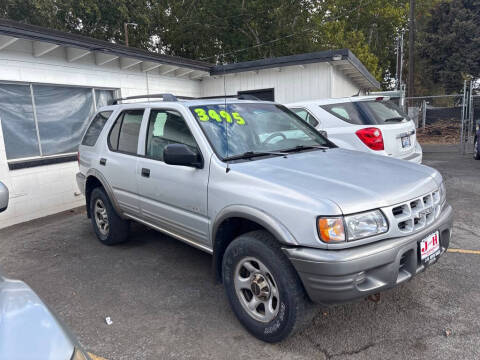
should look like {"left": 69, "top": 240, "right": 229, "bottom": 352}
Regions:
{"left": 231, "top": 148, "right": 441, "bottom": 214}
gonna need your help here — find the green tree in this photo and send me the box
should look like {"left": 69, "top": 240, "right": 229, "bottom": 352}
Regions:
{"left": 0, "top": 0, "right": 414, "bottom": 87}
{"left": 149, "top": 0, "right": 314, "bottom": 62}
{"left": 311, "top": 0, "right": 409, "bottom": 87}
{"left": 420, "top": 0, "right": 480, "bottom": 93}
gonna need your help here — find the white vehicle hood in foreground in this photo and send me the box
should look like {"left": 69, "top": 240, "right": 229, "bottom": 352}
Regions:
{"left": 0, "top": 275, "right": 74, "bottom": 360}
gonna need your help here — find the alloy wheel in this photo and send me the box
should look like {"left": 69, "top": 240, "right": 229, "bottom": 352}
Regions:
{"left": 94, "top": 199, "right": 110, "bottom": 236}
{"left": 234, "top": 256, "right": 280, "bottom": 323}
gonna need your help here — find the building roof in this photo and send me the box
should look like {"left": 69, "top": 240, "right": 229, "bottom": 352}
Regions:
{"left": 0, "top": 18, "right": 212, "bottom": 71}
{"left": 212, "top": 49, "right": 380, "bottom": 89}
{"left": 0, "top": 19, "right": 379, "bottom": 89}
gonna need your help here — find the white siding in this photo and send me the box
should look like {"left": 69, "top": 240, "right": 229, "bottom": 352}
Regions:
{"left": 200, "top": 62, "right": 361, "bottom": 102}
{"left": 331, "top": 65, "right": 363, "bottom": 98}
{"left": 0, "top": 40, "right": 202, "bottom": 229}
{"left": 0, "top": 39, "right": 202, "bottom": 98}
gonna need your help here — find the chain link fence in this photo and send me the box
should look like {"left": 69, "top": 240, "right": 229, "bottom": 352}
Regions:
{"left": 405, "top": 95, "right": 463, "bottom": 148}
{"left": 404, "top": 82, "right": 478, "bottom": 154}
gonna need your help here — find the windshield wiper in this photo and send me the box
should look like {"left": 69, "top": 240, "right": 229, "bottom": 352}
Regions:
{"left": 280, "top": 145, "right": 330, "bottom": 153}
{"left": 224, "top": 150, "right": 288, "bottom": 161}
{"left": 384, "top": 117, "right": 406, "bottom": 122}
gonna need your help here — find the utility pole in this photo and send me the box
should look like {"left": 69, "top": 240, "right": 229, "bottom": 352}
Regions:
{"left": 408, "top": 0, "right": 415, "bottom": 99}
{"left": 396, "top": 32, "right": 404, "bottom": 90}
{"left": 124, "top": 22, "right": 138, "bottom": 47}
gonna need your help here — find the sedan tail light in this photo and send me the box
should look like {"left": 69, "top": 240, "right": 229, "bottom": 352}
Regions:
{"left": 356, "top": 127, "right": 384, "bottom": 151}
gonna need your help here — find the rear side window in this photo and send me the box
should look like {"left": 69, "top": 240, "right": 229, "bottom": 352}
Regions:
{"left": 321, "top": 100, "right": 409, "bottom": 125}
{"left": 82, "top": 111, "right": 113, "bottom": 146}
{"left": 108, "top": 109, "right": 144, "bottom": 154}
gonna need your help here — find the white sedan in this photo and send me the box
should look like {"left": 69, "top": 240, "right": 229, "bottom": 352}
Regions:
{"left": 287, "top": 96, "right": 422, "bottom": 163}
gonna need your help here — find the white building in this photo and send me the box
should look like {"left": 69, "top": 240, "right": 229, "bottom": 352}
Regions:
{"left": 0, "top": 19, "right": 379, "bottom": 228}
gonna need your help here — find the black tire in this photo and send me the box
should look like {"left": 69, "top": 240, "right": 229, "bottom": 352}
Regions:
{"left": 474, "top": 138, "right": 480, "bottom": 160}
{"left": 89, "top": 187, "right": 129, "bottom": 245}
{"left": 222, "top": 230, "right": 312, "bottom": 342}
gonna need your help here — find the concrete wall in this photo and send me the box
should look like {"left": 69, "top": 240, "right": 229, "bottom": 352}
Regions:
{"left": 0, "top": 40, "right": 202, "bottom": 228}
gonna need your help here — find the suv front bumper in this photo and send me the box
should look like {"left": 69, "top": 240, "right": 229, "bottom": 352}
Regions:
{"left": 283, "top": 204, "right": 453, "bottom": 304}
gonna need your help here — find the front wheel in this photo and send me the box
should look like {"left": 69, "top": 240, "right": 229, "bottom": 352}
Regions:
{"left": 222, "top": 231, "right": 312, "bottom": 342}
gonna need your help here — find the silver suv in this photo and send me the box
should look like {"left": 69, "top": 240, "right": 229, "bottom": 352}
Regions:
{"left": 77, "top": 94, "right": 453, "bottom": 342}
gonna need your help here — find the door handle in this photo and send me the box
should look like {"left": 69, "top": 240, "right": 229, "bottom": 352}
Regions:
{"left": 99, "top": 158, "right": 107, "bottom": 166}
{"left": 141, "top": 168, "right": 150, "bottom": 178}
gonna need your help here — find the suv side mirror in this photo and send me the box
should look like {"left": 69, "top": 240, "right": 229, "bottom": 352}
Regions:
{"left": 0, "top": 182, "right": 9, "bottom": 213}
{"left": 163, "top": 144, "right": 203, "bottom": 168}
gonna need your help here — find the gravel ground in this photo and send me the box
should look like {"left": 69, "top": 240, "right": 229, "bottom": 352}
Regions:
{"left": 0, "top": 148, "right": 479, "bottom": 360}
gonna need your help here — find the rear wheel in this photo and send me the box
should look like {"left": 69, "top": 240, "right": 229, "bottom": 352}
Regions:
{"left": 89, "top": 187, "right": 129, "bottom": 245}
{"left": 222, "top": 230, "right": 312, "bottom": 342}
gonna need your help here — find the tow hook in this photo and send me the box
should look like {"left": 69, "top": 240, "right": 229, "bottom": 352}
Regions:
{"left": 367, "top": 293, "right": 381, "bottom": 303}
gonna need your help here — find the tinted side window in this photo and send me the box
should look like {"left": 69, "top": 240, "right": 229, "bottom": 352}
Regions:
{"left": 108, "top": 114, "right": 122, "bottom": 150}
{"left": 82, "top": 111, "right": 113, "bottom": 146}
{"left": 146, "top": 109, "right": 197, "bottom": 161}
{"left": 321, "top": 103, "right": 367, "bottom": 125}
{"left": 108, "top": 110, "right": 144, "bottom": 153}
{"left": 321, "top": 101, "right": 408, "bottom": 126}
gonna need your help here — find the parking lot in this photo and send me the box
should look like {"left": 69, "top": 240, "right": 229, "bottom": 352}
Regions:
{"left": 0, "top": 147, "right": 479, "bottom": 360}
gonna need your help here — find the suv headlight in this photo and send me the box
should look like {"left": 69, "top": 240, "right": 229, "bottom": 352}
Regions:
{"left": 345, "top": 210, "right": 388, "bottom": 241}
{"left": 317, "top": 210, "right": 388, "bottom": 243}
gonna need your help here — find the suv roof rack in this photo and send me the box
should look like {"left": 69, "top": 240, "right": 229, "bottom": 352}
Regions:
{"left": 108, "top": 93, "right": 262, "bottom": 105}
{"left": 193, "top": 94, "right": 261, "bottom": 101}
{"left": 109, "top": 93, "right": 179, "bottom": 105}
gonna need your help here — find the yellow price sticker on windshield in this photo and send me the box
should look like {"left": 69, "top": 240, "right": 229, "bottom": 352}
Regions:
{"left": 193, "top": 108, "right": 245, "bottom": 125}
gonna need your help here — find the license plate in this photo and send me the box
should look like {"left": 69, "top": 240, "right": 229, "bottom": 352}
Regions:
{"left": 401, "top": 135, "right": 411, "bottom": 148}
{"left": 420, "top": 231, "right": 440, "bottom": 262}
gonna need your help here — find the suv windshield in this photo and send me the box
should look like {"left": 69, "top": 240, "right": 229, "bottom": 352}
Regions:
{"left": 321, "top": 100, "right": 409, "bottom": 125}
{"left": 190, "top": 103, "right": 329, "bottom": 159}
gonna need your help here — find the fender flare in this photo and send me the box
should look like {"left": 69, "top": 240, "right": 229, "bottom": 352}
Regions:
{"left": 211, "top": 205, "right": 298, "bottom": 247}
{"left": 85, "top": 169, "right": 125, "bottom": 219}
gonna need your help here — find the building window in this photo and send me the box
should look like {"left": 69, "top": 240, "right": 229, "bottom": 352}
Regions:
{"left": 0, "top": 84, "right": 40, "bottom": 159}
{"left": 0, "top": 83, "right": 115, "bottom": 163}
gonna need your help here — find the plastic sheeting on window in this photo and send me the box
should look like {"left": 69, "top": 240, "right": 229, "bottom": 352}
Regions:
{"left": 33, "top": 85, "right": 95, "bottom": 156}
{"left": 0, "top": 84, "right": 40, "bottom": 159}
{"left": 95, "top": 89, "right": 114, "bottom": 108}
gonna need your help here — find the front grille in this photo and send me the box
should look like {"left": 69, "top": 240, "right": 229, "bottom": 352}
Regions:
{"left": 390, "top": 189, "right": 441, "bottom": 234}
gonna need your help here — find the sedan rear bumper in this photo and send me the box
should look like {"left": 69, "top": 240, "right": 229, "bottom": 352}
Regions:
{"left": 283, "top": 204, "right": 453, "bottom": 304}
{"left": 398, "top": 142, "right": 423, "bottom": 164}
